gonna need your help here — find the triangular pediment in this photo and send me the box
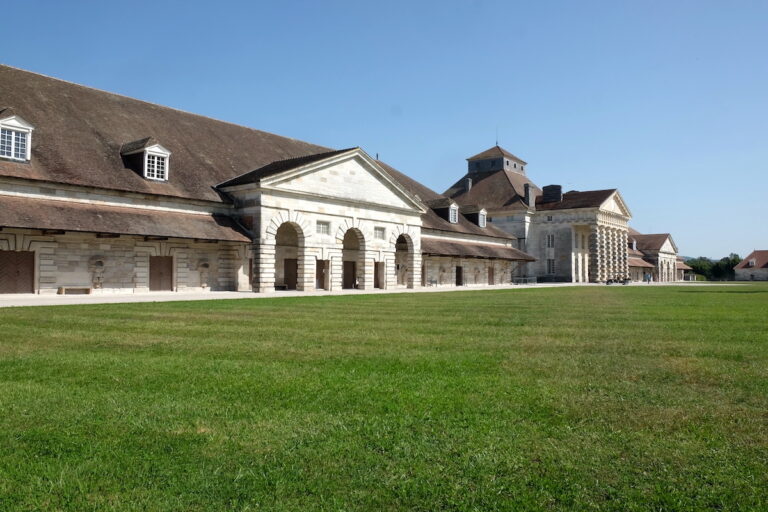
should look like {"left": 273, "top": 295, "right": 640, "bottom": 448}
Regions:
{"left": 599, "top": 190, "right": 632, "bottom": 218}
{"left": 660, "top": 236, "right": 677, "bottom": 254}
{"left": 261, "top": 149, "right": 426, "bottom": 212}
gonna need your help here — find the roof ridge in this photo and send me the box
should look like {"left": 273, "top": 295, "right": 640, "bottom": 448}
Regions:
{"left": 0, "top": 63, "right": 325, "bottom": 149}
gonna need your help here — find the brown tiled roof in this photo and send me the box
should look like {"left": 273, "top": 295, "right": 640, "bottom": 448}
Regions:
{"left": 421, "top": 238, "right": 535, "bottom": 261}
{"left": 0, "top": 195, "right": 250, "bottom": 242}
{"left": 218, "top": 148, "right": 356, "bottom": 187}
{"left": 120, "top": 137, "right": 161, "bottom": 155}
{"left": 631, "top": 233, "right": 671, "bottom": 251}
{"left": 445, "top": 169, "right": 540, "bottom": 212}
{"left": 535, "top": 189, "right": 616, "bottom": 211}
{"left": 466, "top": 145, "right": 527, "bottom": 164}
{"left": 676, "top": 260, "right": 693, "bottom": 271}
{"left": 628, "top": 256, "right": 655, "bottom": 268}
{"left": 377, "top": 161, "right": 520, "bottom": 241}
{"left": 628, "top": 247, "right": 645, "bottom": 257}
{"left": 734, "top": 250, "right": 768, "bottom": 269}
{"left": 0, "top": 65, "right": 330, "bottom": 203}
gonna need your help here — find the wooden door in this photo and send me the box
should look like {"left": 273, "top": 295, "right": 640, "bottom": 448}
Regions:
{"left": 455, "top": 266, "right": 463, "bottom": 286}
{"left": 284, "top": 258, "right": 298, "bottom": 290}
{"left": 0, "top": 250, "right": 34, "bottom": 294}
{"left": 488, "top": 266, "right": 494, "bottom": 284}
{"left": 343, "top": 261, "right": 356, "bottom": 289}
{"left": 315, "top": 260, "right": 327, "bottom": 290}
{"left": 149, "top": 256, "right": 174, "bottom": 291}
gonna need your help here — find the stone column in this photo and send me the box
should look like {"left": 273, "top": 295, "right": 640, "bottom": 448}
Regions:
{"left": 255, "top": 240, "right": 275, "bottom": 293}
{"left": 329, "top": 251, "right": 343, "bottom": 291}
{"left": 589, "top": 225, "right": 602, "bottom": 282}
{"left": 296, "top": 251, "right": 315, "bottom": 291}
{"left": 357, "top": 250, "right": 376, "bottom": 290}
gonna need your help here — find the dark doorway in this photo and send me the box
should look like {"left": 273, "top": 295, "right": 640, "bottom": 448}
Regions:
{"left": 283, "top": 258, "right": 298, "bottom": 290}
{"left": 316, "top": 260, "right": 328, "bottom": 290}
{"left": 343, "top": 261, "right": 357, "bottom": 289}
{"left": 0, "top": 250, "right": 34, "bottom": 294}
{"left": 488, "top": 266, "right": 494, "bottom": 284}
{"left": 149, "top": 256, "right": 174, "bottom": 291}
{"left": 455, "top": 266, "right": 463, "bottom": 286}
{"left": 374, "top": 262, "right": 383, "bottom": 289}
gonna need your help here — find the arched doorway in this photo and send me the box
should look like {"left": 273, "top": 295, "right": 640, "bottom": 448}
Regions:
{"left": 275, "top": 223, "right": 302, "bottom": 290}
{"left": 395, "top": 234, "right": 415, "bottom": 288}
{"left": 342, "top": 228, "right": 364, "bottom": 289}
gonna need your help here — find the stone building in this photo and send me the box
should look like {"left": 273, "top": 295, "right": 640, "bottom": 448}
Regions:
{"left": 734, "top": 250, "right": 768, "bottom": 281}
{"left": 445, "top": 146, "right": 632, "bottom": 282}
{"left": 0, "top": 65, "right": 533, "bottom": 295}
{"left": 627, "top": 230, "right": 679, "bottom": 282}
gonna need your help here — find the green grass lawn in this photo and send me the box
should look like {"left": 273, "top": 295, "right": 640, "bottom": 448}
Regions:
{"left": 1, "top": 284, "right": 767, "bottom": 511}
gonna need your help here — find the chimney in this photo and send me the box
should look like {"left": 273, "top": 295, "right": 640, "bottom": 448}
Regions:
{"left": 465, "top": 177, "right": 472, "bottom": 191}
{"left": 524, "top": 183, "right": 536, "bottom": 211}
{"left": 542, "top": 184, "right": 563, "bottom": 203}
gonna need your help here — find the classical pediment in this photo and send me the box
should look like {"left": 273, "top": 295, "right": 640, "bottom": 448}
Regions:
{"left": 260, "top": 149, "right": 426, "bottom": 212}
{"left": 600, "top": 191, "right": 632, "bottom": 218}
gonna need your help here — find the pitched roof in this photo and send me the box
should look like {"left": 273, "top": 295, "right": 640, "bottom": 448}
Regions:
{"left": 734, "top": 250, "right": 768, "bottom": 269}
{"left": 0, "top": 65, "right": 330, "bottom": 203}
{"left": 421, "top": 238, "right": 535, "bottom": 261}
{"left": 0, "top": 195, "right": 250, "bottom": 242}
{"left": 377, "top": 161, "right": 519, "bottom": 240}
{"left": 217, "top": 148, "right": 356, "bottom": 187}
{"left": 535, "top": 189, "right": 617, "bottom": 211}
{"left": 676, "top": 260, "right": 693, "bottom": 271}
{"left": 466, "top": 145, "right": 527, "bottom": 164}
{"left": 630, "top": 233, "right": 672, "bottom": 251}
{"left": 120, "top": 137, "right": 161, "bottom": 155}
{"left": 445, "top": 169, "right": 540, "bottom": 212}
{"left": 628, "top": 256, "right": 655, "bottom": 268}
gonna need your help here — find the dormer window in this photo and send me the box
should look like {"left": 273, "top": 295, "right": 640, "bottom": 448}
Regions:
{"left": 145, "top": 153, "right": 167, "bottom": 180}
{"left": 120, "top": 138, "right": 171, "bottom": 182}
{"left": 0, "top": 114, "right": 34, "bottom": 162}
{"left": 449, "top": 204, "right": 459, "bottom": 224}
{"left": 478, "top": 211, "right": 487, "bottom": 227}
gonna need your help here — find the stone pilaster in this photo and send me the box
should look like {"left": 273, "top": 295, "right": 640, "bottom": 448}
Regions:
{"left": 255, "top": 240, "right": 275, "bottom": 293}
{"left": 297, "top": 251, "right": 315, "bottom": 291}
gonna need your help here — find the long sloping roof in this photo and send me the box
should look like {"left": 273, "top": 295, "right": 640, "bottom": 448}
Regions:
{"left": 628, "top": 257, "right": 655, "bottom": 268}
{"left": 445, "top": 169, "right": 540, "bottom": 212}
{"left": 377, "top": 161, "right": 519, "bottom": 240}
{"left": 0, "top": 65, "right": 330, "bottom": 203}
{"left": 421, "top": 238, "right": 535, "bottom": 261}
{"left": 535, "top": 189, "right": 617, "bottom": 211}
{"left": 0, "top": 195, "right": 250, "bottom": 242}
{"left": 735, "top": 250, "right": 768, "bottom": 269}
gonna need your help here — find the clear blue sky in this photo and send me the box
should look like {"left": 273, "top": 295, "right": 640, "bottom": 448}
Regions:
{"left": 4, "top": 0, "right": 767, "bottom": 258}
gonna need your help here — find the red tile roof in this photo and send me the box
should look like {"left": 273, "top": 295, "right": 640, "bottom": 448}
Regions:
{"left": 734, "top": 250, "right": 768, "bottom": 269}
{"left": 421, "top": 238, "right": 534, "bottom": 261}
{"left": 628, "top": 257, "right": 654, "bottom": 268}
{"left": 535, "top": 189, "right": 617, "bottom": 211}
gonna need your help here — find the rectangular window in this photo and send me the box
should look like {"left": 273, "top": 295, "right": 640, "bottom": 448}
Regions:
{"left": 449, "top": 206, "right": 458, "bottom": 224}
{"left": 547, "top": 215, "right": 553, "bottom": 222}
{"left": 478, "top": 212, "right": 487, "bottom": 227}
{"left": 0, "top": 128, "right": 28, "bottom": 160}
{"left": 546, "top": 234, "right": 555, "bottom": 248}
{"left": 146, "top": 154, "right": 167, "bottom": 180}
{"left": 374, "top": 227, "right": 386, "bottom": 240}
{"left": 547, "top": 259, "right": 556, "bottom": 274}
{"left": 316, "top": 221, "right": 330, "bottom": 235}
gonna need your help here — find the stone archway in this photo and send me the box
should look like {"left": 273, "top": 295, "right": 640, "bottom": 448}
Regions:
{"left": 274, "top": 223, "right": 302, "bottom": 290}
{"left": 341, "top": 228, "right": 365, "bottom": 289}
{"left": 394, "top": 234, "right": 415, "bottom": 288}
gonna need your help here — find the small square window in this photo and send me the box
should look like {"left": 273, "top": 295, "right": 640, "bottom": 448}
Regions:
{"left": 0, "top": 128, "right": 29, "bottom": 161}
{"left": 547, "top": 215, "right": 553, "bottom": 222}
{"left": 316, "top": 221, "right": 330, "bottom": 235}
{"left": 374, "top": 227, "right": 386, "bottom": 240}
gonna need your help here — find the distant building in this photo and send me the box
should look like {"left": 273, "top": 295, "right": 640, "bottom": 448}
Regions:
{"left": 445, "top": 146, "right": 632, "bottom": 282}
{"left": 627, "top": 230, "right": 680, "bottom": 282}
{"left": 734, "top": 251, "right": 768, "bottom": 281}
